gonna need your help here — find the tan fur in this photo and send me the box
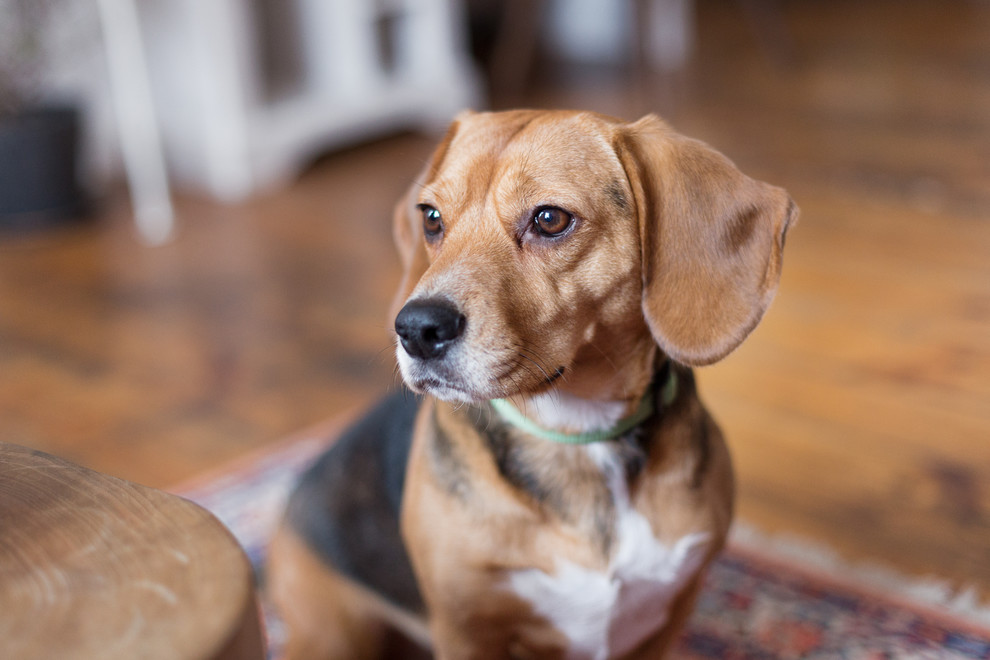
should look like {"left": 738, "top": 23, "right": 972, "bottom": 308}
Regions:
{"left": 269, "top": 526, "right": 432, "bottom": 659}
{"left": 268, "top": 527, "right": 393, "bottom": 659}
{"left": 273, "top": 109, "right": 795, "bottom": 659}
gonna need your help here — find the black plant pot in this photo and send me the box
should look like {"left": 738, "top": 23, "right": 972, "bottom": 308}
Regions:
{"left": 0, "top": 105, "right": 87, "bottom": 232}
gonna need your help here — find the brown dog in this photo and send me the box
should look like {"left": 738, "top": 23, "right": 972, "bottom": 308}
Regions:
{"left": 268, "top": 110, "right": 796, "bottom": 659}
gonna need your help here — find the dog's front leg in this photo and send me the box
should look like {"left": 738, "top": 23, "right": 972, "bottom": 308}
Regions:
{"left": 619, "top": 572, "right": 707, "bottom": 660}
{"left": 429, "top": 618, "right": 511, "bottom": 660}
{"left": 430, "top": 614, "right": 564, "bottom": 660}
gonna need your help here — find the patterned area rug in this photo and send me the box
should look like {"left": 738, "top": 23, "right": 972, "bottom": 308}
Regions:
{"left": 175, "top": 429, "right": 990, "bottom": 659}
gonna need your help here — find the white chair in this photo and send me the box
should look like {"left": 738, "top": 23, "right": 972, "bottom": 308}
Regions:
{"left": 98, "top": 0, "right": 481, "bottom": 243}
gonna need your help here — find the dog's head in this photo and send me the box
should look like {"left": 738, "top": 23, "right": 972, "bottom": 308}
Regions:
{"left": 392, "top": 110, "right": 796, "bottom": 404}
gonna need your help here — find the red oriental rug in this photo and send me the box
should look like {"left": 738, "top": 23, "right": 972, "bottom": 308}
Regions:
{"left": 175, "top": 428, "right": 990, "bottom": 659}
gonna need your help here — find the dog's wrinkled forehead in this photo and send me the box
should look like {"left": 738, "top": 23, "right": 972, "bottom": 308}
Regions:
{"left": 421, "top": 111, "right": 630, "bottom": 221}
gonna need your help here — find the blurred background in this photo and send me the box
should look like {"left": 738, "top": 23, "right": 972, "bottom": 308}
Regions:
{"left": 1, "top": 0, "right": 988, "bottom": 600}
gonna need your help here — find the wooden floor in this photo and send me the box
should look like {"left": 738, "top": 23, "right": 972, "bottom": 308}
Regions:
{"left": 2, "top": 0, "right": 988, "bottom": 596}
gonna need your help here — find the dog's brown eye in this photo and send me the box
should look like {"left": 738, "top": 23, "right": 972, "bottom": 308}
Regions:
{"left": 533, "top": 207, "right": 573, "bottom": 237}
{"left": 419, "top": 205, "right": 443, "bottom": 239}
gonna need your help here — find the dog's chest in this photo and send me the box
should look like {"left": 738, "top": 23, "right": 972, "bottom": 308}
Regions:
{"left": 504, "top": 445, "right": 709, "bottom": 660}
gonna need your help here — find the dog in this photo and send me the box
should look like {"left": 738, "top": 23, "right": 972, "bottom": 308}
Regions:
{"left": 268, "top": 109, "right": 796, "bottom": 659}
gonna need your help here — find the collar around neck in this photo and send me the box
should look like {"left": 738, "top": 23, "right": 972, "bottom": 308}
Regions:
{"left": 489, "top": 364, "right": 678, "bottom": 445}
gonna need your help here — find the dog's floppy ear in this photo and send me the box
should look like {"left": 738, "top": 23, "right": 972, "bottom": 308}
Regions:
{"left": 617, "top": 114, "right": 797, "bottom": 366}
{"left": 388, "top": 116, "right": 465, "bottom": 321}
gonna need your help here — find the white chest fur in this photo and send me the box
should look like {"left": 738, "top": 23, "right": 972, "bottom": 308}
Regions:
{"left": 505, "top": 444, "right": 710, "bottom": 660}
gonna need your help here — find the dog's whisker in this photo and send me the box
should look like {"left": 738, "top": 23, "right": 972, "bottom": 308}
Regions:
{"left": 391, "top": 363, "right": 407, "bottom": 393}
{"left": 375, "top": 342, "right": 399, "bottom": 365}
{"left": 512, "top": 356, "right": 541, "bottom": 381}
{"left": 510, "top": 343, "right": 558, "bottom": 381}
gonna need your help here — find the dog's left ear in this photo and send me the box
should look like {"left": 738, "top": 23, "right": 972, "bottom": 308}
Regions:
{"left": 616, "top": 114, "right": 798, "bottom": 366}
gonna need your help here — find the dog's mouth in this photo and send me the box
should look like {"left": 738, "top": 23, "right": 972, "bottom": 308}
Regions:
{"left": 410, "top": 376, "right": 492, "bottom": 404}
{"left": 410, "top": 376, "right": 470, "bottom": 395}
{"left": 408, "top": 364, "right": 566, "bottom": 404}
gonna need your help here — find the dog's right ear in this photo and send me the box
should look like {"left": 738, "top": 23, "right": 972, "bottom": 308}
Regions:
{"left": 388, "top": 116, "right": 464, "bottom": 322}
{"left": 616, "top": 114, "right": 797, "bottom": 366}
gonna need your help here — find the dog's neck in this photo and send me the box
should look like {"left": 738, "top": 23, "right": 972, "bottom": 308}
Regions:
{"left": 504, "top": 390, "right": 635, "bottom": 435}
{"left": 499, "top": 356, "right": 674, "bottom": 439}
{"left": 500, "top": 333, "right": 663, "bottom": 435}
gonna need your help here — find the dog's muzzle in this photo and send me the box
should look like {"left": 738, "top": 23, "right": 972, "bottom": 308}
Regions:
{"left": 395, "top": 298, "right": 466, "bottom": 361}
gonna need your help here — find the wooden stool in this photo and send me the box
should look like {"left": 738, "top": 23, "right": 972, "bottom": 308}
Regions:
{"left": 0, "top": 443, "right": 264, "bottom": 659}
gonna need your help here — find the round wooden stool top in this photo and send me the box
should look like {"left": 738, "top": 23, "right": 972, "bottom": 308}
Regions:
{"left": 0, "top": 443, "right": 264, "bottom": 660}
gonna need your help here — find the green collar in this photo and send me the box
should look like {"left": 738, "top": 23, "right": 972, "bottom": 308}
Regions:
{"left": 489, "top": 367, "right": 678, "bottom": 445}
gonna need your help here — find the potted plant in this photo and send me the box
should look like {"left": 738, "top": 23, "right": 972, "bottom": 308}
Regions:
{"left": 0, "top": 0, "right": 86, "bottom": 231}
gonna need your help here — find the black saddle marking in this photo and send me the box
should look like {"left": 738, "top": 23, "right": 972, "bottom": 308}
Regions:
{"left": 284, "top": 388, "right": 425, "bottom": 614}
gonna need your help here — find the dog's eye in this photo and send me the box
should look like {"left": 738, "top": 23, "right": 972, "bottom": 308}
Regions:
{"left": 419, "top": 205, "right": 443, "bottom": 239}
{"left": 533, "top": 207, "right": 573, "bottom": 237}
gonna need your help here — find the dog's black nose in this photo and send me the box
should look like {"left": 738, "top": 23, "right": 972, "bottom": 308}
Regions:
{"left": 395, "top": 299, "right": 466, "bottom": 360}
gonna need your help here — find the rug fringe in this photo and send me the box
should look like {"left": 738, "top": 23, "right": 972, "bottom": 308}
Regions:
{"left": 729, "top": 521, "right": 990, "bottom": 630}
